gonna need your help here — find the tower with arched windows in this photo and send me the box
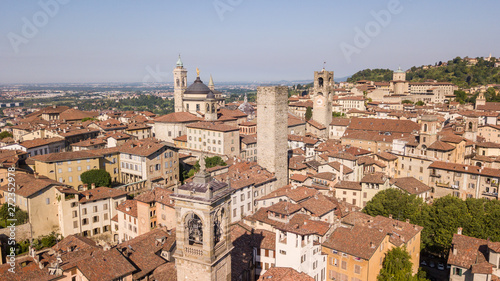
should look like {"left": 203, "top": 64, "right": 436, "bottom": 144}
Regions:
{"left": 312, "top": 68, "right": 334, "bottom": 129}
{"left": 173, "top": 55, "right": 188, "bottom": 112}
{"left": 172, "top": 158, "right": 233, "bottom": 281}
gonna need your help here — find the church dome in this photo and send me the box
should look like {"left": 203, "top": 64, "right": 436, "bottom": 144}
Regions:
{"left": 184, "top": 77, "right": 211, "bottom": 95}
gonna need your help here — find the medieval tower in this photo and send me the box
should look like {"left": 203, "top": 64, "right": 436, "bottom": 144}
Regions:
{"left": 173, "top": 55, "right": 188, "bottom": 112}
{"left": 172, "top": 158, "right": 233, "bottom": 281}
{"left": 257, "top": 86, "right": 288, "bottom": 191}
{"left": 312, "top": 69, "right": 334, "bottom": 128}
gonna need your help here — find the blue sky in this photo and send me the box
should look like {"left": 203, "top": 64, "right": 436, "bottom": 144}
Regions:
{"left": 1, "top": 0, "right": 499, "bottom": 84}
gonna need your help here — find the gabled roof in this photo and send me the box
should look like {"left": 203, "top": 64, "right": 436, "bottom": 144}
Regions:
{"left": 0, "top": 173, "right": 62, "bottom": 198}
{"left": 390, "top": 177, "right": 432, "bottom": 195}
{"left": 154, "top": 112, "right": 203, "bottom": 123}
{"left": 322, "top": 225, "right": 387, "bottom": 260}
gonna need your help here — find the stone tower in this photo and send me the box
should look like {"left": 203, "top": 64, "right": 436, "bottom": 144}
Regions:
{"left": 257, "top": 86, "right": 288, "bottom": 191}
{"left": 475, "top": 91, "right": 486, "bottom": 109}
{"left": 392, "top": 67, "right": 408, "bottom": 96}
{"left": 393, "top": 66, "right": 406, "bottom": 81}
{"left": 419, "top": 115, "right": 439, "bottom": 147}
{"left": 173, "top": 55, "right": 188, "bottom": 112}
{"left": 172, "top": 158, "right": 233, "bottom": 281}
{"left": 312, "top": 69, "right": 334, "bottom": 128}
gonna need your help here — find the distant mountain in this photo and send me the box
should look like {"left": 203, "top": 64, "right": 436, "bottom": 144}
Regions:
{"left": 346, "top": 57, "right": 500, "bottom": 87}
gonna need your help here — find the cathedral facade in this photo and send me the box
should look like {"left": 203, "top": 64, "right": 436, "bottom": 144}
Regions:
{"left": 173, "top": 56, "right": 225, "bottom": 118}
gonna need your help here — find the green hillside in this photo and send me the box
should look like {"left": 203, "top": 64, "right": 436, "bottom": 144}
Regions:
{"left": 348, "top": 57, "right": 500, "bottom": 88}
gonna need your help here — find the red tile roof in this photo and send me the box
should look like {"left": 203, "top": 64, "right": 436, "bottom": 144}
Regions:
{"left": 258, "top": 267, "right": 314, "bottom": 281}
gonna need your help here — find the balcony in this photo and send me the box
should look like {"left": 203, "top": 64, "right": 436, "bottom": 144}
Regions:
{"left": 482, "top": 192, "right": 498, "bottom": 198}
{"left": 184, "top": 246, "right": 203, "bottom": 256}
{"left": 436, "top": 182, "right": 450, "bottom": 188}
{"left": 430, "top": 173, "right": 441, "bottom": 178}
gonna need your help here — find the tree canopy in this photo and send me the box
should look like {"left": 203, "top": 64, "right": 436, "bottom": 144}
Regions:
{"left": 348, "top": 57, "right": 500, "bottom": 88}
{"left": 305, "top": 106, "right": 313, "bottom": 121}
{"left": 185, "top": 156, "right": 227, "bottom": 178}
{"left": 80, "top": 169, "right": 111, "bottom": 188}
{"left": 0, "top": 204, "right": 28, "bottom": 226}
{"left": 364, "top": 189, "right": 500, "bottom": 255}
{"left": 378, "top": 247, "right": 429, "bottom": 281}
{"left": 0, "top": 131, "right": 13, "bottom": 139}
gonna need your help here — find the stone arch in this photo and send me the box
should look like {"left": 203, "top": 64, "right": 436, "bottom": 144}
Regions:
{"left": 176, "top": 79, "right": 180, "bottom": 87}
{"left": 211, "top": 103, "right": 216, "bottom": 113}
{"left": 423, "top": 124, "right": 428, "bottom": 132}
{"left": 318, "top": 77, "right": 324, "bottom": 87}
{"left": 184, "top": 212, "right": 204, "bottom": 246}
{"left": 468, "top": 122, "right": 473, "bottom": 130}
{"left": 476, "top": 162, "right": 482, "bottom": 167}
{"left": 206, "top": 103, "right": 210, "bottom": 113}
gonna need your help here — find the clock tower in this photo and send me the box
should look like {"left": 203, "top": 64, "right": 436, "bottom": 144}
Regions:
{"left": 312, "top": 68, "right": 334, "bottom": 128}
{"left": 171, "top": 157, "right": 233, "bottom": 281}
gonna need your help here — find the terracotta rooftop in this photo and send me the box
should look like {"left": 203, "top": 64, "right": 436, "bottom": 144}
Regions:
{"left": 390, "top": 177, "right": 432, "bottom": 195}
{"left": 30, "top": 150, "right": 98, "bottom": 163}
{"left": 20, "top": 137, "right": 65, "bottom": 149}
{"left": 79, "top": 186, "right": 127, "bottom": 203}
{"left": 334, "top": 181, "right": 361, "bottom": 191}
{"left": 322, "top": 224, "right": 387, "bottom": 260}
{"left": 429, "top": 161, "right": 500, "bottom": 177}
{"left": 117, "top": 228, "right": 176, "bottom": 279}
{"left": 0, "top": 173, "right": 62, "bottom": 198}
{"left": 448, "top": 234, "right": 489, "bottom": 270}
{"left": 258, "top": 267, "right": 314, "bottom": 281}
{"left": 117, "top": 200, "right": 139, "bottom": 217}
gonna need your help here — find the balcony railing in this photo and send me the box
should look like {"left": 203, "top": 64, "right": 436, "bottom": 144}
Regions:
{"left": 185, "top": 246, "right": 203, "bottom": 256}
{"left": 436, "top": 182, "right": 450, "bottom": 188}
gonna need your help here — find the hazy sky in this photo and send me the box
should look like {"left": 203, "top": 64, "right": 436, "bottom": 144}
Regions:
{"left": 1, "top": 0, "right": 499, "bottom": 84}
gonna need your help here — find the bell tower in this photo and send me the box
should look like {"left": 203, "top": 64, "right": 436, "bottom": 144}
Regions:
{"left": 172, "top": 157, "right": 233, "bottom": 281}
{"left": 173, "top": 55, "right": 188, "bottom": 112}
{"left": 312, "top": 68, "right": 334, "bottom": 128}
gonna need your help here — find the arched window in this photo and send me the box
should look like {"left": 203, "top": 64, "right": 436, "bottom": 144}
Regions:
{"left": 423, "top": 124, "right": 428, "bottom": 132}
{"left": 176, "top": 79, "right": 180, "bottom": 87}
{"left": 318, "top": 77, "right": 324, "bottom": 87}
{"left": 185, "top": 213, "right": 203, "bottom": 245}
{"left": 468, "top": 122, "right": 473, "bottom": 130}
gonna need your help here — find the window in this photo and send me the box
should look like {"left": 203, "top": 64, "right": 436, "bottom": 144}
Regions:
{"left": 104, "top": 213, "right": 108, "bottom": 220}
{"left": 46, "top": 198, "right": 50, "bottom": 205}
{"left": 455, "top": 268, "right": 462, "bottom": 276}
{"left": 241, "top": 194, "right": 245, "bottom": 201}
{"left": 233, "top": 208, "right": 237, "bottom": 218}
{"left": 93, "top": 216, "right": 99, "bottom": 223}
{"left": 68, "top": 176, "right": 73, "bottom": 183}
{"left": 93, "top": 206, "right": 98, "bottom": 212}
{"left": 279, "top": 250, "right": 286, "bottom": 255}
{"left": 68, "top": 167, "right": 72, "bottom": 172}
{"left": 58, "top": 168, "right": 62, "bottom": 173}
{"left": 73, "top": 221, "right": 78, "bottom": 228}
{"left": 72, "top": 211, "right": 77, "bottom": 218}
{"left": 82, "top": 218, "right": 89, "bottom": 225}
{"left": 341, "top": 260, "right": 347, "bottom": 270}
{"left": 354, "top": 265, "right": 361, "bottom": 274}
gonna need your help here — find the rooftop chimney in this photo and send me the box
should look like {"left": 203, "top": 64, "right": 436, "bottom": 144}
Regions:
{"left": 457, "top": 227, "right": 463, "bottom": 235}
{"left": 388, "top": 214, "right": 393, "bottom": 219}
{"left": 91, "top": 183, "right": 96, "bottom": 189}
